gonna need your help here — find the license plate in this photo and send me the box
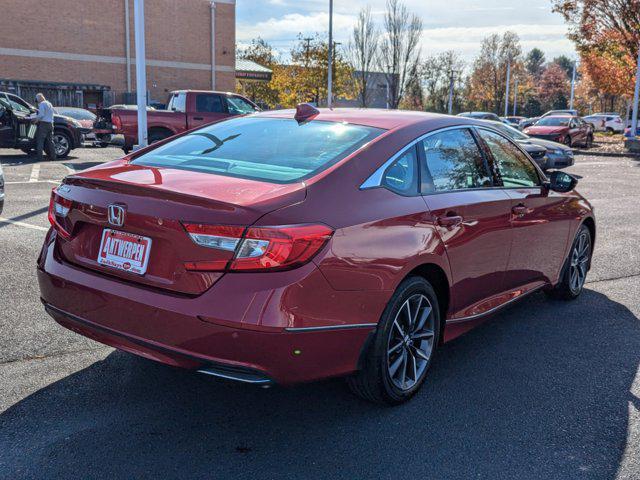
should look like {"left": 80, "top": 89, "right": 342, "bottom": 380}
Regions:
{"left": 97, "top": 229, "right": 152, "bottom": 275}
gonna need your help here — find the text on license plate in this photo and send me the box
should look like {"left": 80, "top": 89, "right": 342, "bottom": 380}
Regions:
{"left": 97, "top": 229, "right": 152, "bottom": 275}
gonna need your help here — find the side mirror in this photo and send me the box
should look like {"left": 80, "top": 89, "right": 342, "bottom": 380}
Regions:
{"left": 547, "top": 170, "right": 577, "bottom": 193}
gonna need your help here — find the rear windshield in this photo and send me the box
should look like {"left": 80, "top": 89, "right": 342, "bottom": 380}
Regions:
{"left": 536, "top": 117, "right": 570, "bottom": 126}
{"left": 132, "top": 117, "right": 384, "bottom": 183}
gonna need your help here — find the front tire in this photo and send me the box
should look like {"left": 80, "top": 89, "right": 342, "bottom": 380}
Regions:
{"left": 53, "top": 131, "right": 72, "bottom": 158}
{"left": 545, "top": 224, "right": 592, "bottom": 300}
{"left": 347, "top": 276, "right": 441, "bottom": 405}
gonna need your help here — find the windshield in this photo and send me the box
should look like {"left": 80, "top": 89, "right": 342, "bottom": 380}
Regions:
{"left": 535, "top": 117, "right": 571, "bottom": 127}
{"left": 132, "top": 117, "right": 384, "bottom": 183}
{"left": 491, "top": 122, "right": 528, "bottom": 140}
{"left": 0, "top": 94, "right": 31, "bottom": 114}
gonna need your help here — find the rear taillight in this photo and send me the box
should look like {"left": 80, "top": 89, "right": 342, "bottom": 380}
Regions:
{"left": 183, "top": 223, "right": 333, "bottom": 272}
{"left": 111, "top": 114, "right": 122, "bottom": 132}
{"left": 48, "top": 189, "right": 73, "bottom": 239}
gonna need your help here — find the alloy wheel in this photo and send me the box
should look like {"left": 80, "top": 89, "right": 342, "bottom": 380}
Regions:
{"left": 386, "top": 293, "right": 435, "bottom": 391}
{"left": 53, "top": 134, "right": 70, "bottom": 156}
{"left": 569, "top": 230, "right": 590, "bottom": 294}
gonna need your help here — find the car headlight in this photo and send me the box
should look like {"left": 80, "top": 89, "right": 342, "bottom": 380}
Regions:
{"left": 68, "top": 118, "right": 82, "bottom": 128}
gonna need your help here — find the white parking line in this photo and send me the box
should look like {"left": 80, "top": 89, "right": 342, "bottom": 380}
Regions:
{"left": 5, "top": 180, "right": 59, "bottom": 185}
{"left": 0, "top": 217, "right": 48, "bottom": 232}
{"left": 29, "top": 164, "right": 40, "bottom": 182}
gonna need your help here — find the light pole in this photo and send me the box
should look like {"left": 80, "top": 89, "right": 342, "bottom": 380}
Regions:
{"left": 569, "top": 60, "right": 577, "bottom": 111}
{"left": 133, "top": 0, "right": 148, "bottom": 149}
{"left": 512, "top": 77, "right": 518, "bottom": 116}
{"left": 327, "top": 0, "right": 333, "bottom": 108}
{"left": 630, "top": 42, "right": 640, "bottom": 138}
{"left": 504, "top": 60, "right": 511, "bottom": 117}
{"left": 447, "top": 70, "right": 455, "bottom": 115}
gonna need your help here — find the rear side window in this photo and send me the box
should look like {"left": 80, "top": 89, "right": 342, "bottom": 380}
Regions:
{"left": 196, "top": 94, "right": 224, "bottom": 113}
{"left": 477, "top": 129, "right": 540, "bottom": 188}
{"left": 132, "top": 117, "right": 384, "bottom": 183}
{"left": 420, "top": 128, "right": 492, "bottom": 192}
{"left": 381, "top": 146, "right": 418, "bottom": 195}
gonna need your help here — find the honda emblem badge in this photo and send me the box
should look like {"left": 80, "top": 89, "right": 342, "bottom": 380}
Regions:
{"left": 107, "top": 205, "right": 126, "bottom": 227}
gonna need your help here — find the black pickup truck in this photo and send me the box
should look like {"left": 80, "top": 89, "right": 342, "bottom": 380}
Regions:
{"left": 0, "top": 92, "right": 84, "bottom": 158}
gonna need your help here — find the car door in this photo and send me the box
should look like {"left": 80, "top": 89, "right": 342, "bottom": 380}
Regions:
{"left": 419, "top": 127, "right": 514, "bottom": 318}
{"left": 187, "top": 93, "right": 227, "bottom": 129}
{"left": 0, "top": 104, "right": 16, "bottom": 147}
{"left": 475, "top": 127, "right": 572, "bottom": 290}
{"left": 569, "top": 117, "right": 584, "bottom": 144}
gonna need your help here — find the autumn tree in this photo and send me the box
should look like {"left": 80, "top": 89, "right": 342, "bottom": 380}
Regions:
{"left": 538, "top": 63, "right": 570, "bottom": 111}
{"left": 236, "top": 38, "right": 280, "bottom": 108}
{"left": 466, "top": 31, "right": 523, "bottom": 113}
{"left": 346, "top": 7, "right": 379, "bottom": 107}
{"left": 271, "top": 34, "right": 354, "bottom": 108}
{"left": 421, "top": 51, "right": 465, "bottom": 113}
{"left": 378, "top": 0, "right": 423, "bottom": 109}
{"left": 553, "top": 0, "right": 640, "bottom": 110}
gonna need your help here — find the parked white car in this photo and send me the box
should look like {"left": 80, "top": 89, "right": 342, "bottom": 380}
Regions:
{"left": 583, "top": 114, "right": 625, "bottom": 133}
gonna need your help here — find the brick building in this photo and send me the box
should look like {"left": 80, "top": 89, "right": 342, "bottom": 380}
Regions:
{"left": 0, "top": 0, "right": 236, "bottom": 107}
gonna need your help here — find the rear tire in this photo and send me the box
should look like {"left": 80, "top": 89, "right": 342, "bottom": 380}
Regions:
{"left": 584, "top": 134, "right": 593, "bottom": 149}
{"left": 564, "top": 136, "right": 572, "bottom": 148}
{"left": 545, "top": 224, "right": 592, "bottom": 300}
{"left": 347, "top": 276, "right": 441, "bottom": 405}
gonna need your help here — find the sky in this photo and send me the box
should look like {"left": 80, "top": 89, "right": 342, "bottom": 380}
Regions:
{"left": 236, "top": 0, "right": 576, "bottom": 65}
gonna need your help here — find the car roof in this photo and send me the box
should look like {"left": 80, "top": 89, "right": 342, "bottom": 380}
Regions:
{"left": 252, "top": 108, "right": 484, "bottom": 130}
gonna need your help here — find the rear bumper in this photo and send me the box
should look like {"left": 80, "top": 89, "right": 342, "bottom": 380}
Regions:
{"left": 37, "top": 232, "right": 386, "bottom": 384}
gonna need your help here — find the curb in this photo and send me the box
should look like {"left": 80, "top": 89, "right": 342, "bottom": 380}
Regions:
{"left": 573, "top": 150, "right": 640, "bottom": 158}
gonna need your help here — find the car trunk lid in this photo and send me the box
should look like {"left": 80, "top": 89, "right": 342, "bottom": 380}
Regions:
{"left": 54, "top": 160, "right": 306, "bottom": 295}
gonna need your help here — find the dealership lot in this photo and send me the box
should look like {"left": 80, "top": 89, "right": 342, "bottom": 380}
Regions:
{"left": 1, "top": 146, "right": 639, "bottom": 479}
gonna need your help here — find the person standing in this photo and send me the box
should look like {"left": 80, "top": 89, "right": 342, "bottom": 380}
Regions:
{"left": 31, "top": 93, "right": 56, "bottom": 161}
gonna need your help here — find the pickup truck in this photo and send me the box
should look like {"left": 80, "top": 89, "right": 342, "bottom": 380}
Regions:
{"left": 94, "top": 90, "right": 259, "bottom": 153}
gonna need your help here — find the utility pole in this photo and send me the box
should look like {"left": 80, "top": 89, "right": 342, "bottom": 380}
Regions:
{"left": 504, "top": 61, "right": 511, "bottom": 117}
{"left": 133, "top": 0, "right": 148, "bottom": 149}
{"left": 513, "top": 77, "right": 518, "bottom": 116}
{"left": 631, "top": 42, "right": 640, "bottom": 138}
{"left": 447, "top": 70, "right": 454, "bottom": 115}
{"left": 327, "top": 0, "right": 334, "bottom": 108}
{"left": 569, "top": 60, "right": 577, "bottom": 111}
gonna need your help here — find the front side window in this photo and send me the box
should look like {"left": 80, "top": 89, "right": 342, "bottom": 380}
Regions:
{"left": 133, "top": 117, "right": 383, "bottom": 183}
{"left": 477, "top": 129, "right": 540, "bottom": 188}
{"left": 421, "top": 128, "right": 492, "bottom": 193}
{"left": 381, "top": 146, "right": 418, "bottom": 195}
{"left": 226, "top": 96, "right": 256, "bottom": 115}
{"left": 196, "top": 94, "right": 224, "bottom": 113}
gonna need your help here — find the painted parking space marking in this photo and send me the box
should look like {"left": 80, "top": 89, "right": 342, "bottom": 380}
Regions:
{"left": 29, "top": 164, "right": 40, "bottom": 182}
{"left": 0, "top": 217, "right": 49, "bottom": 232}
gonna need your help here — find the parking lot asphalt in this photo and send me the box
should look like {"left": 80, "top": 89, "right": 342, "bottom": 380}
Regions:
{"left": 0, "top": 145, "right": 639, "bottom": 479}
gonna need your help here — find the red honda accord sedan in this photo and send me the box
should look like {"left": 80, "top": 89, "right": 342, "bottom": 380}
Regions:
{"left": 38, "top": 106, "right": 595, "bottom": 404}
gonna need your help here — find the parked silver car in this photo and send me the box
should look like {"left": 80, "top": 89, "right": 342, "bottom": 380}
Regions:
{"left": 0, "top": 161, "right": 4, "bottom": 214}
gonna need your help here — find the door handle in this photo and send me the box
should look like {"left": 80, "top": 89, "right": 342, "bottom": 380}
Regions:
{"left": 512, "top": 204, "right": 529, "bottom": 216}
{"left": 193, "top": 116, "right": 204, "bottom": 121}
{"left": 436, "top": 215, "right": 463, "bottom": 228}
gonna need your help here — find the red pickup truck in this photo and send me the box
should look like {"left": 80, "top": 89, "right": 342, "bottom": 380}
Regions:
{"left": 94, "top": 90, "right": 259, "bottom": 153}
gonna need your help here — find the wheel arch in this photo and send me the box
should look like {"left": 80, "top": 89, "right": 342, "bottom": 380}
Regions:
{"left": 148, "top": 126, "right": 175, "bottom": 139}
{"left": 404, "top": 262, "right": 450, "bottom": 345}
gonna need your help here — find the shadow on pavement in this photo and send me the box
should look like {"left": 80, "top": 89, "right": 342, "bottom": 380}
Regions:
{"left": 1, "top": 289, "right": 638, "bottom": 479}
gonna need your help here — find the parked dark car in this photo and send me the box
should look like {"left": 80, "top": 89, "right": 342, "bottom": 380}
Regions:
{"left": 39, "top": 106, "right": 596, "bottom": 405}
{"left": 485, "top": 120, "right": 575, "bottom": 169}
{"left": 0, "top": 92, "right": 83, "bottom": 158}
{"left": 55, "top": 106, "right": 112, "bottom": 147}
{"left": 524, "top": 115, "right": 593, "bottom": 148}
{"left": 502, "top": 116, "right": 525, "bottom": 126}
{"left": 457, "top": 111, "right": 502, "bottom": 122}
